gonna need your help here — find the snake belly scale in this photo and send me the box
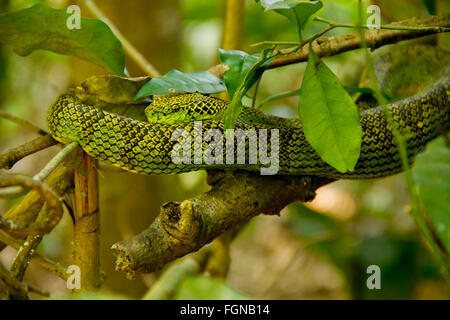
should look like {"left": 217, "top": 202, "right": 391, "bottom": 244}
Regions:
{"left": 46, "top": 74, "right": 449, "bottom": 179}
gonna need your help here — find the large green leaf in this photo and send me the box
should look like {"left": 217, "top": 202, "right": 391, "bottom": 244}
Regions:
{"left": 219, "top": 49, "right": 273, "bottom": 128}
{"left": 219, "top": 49, "right": 268, "bottom": 100}
{"left": 0, "top": 4, "right": 125, "bottom": 75}
{"left": 298, "top": 48, "right": 362, "bottom": 173}
{"left": 412, "top": 137, "right": 450, "bottom": 252}
{"left": 135, "top": 69, "right": 226, "bottom": 98}
{"left": 175, "top": 275, "right": 249, "bottom": 300}
{"left": 257, "top": 0, "right": 323, "bottom": 39}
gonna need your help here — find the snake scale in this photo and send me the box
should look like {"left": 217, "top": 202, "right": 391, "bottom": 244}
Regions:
{"left": 47, "top": 71, "right": 449, "bottom": 179}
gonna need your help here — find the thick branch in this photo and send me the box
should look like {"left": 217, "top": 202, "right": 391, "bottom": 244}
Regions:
{"left": 112, "top": 170, "right": 330, "bottom": 275}
{"left": 72, "top": 153, "right": 104, "bottom": 291}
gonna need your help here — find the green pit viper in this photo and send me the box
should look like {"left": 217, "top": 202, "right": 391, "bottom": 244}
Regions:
{"left": 46, "top": 56, "right": 450, "bottom": 179}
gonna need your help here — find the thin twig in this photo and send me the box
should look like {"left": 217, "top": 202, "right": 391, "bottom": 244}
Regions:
{"left": 0, "top": 186, "right": 28, "bottom": 198}
{"left": 0, "top": 111, "right": 47, "bottom": 136}
{"left": 0, "top": 142, "right": 77, "bottom": 198}
{"left": 0, "top": 229, "right": 68, "bottom": 280}
{"left": 0, "top": 134, "right": 58, "bottom": 170}
{"left": 0, "top": 154, "right": 77, "bottom": 253}
{"left": 0, "top": 174, "right": 65, "bottom": 282}
{"left": 10, "top": 230, "right": 43, "bottom": 281}
{"left": 0, "top": 215, "right": 26, "bottom": 231}
{"left": 0, "top": 174, "right": 63, "bottom": 234}
{"left": 0, "top": 264, "right": 50, "bottom": 298}
{"left": 33, "top": 142, "right": 78, "bottom": 182}
{"left": 83, "top": 0, "right": 161, "bottom": 77}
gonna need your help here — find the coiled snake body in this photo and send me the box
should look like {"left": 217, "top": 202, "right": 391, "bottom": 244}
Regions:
{"left": 47, "top": 73, "right": 449, "bottom": 179}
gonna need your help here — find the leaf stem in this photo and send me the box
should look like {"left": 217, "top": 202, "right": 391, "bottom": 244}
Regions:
{"left": 293, "top": 8, "right": 303, "bottom": 42}
{"left": 251, "top": 76, "right": 262, "bottom": 108}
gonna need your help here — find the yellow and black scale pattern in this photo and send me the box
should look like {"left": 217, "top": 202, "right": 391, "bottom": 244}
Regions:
{"left": 47, "top": 75, "right": 449, "bottom": 179}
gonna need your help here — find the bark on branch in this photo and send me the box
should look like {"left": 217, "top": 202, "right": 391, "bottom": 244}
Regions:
{"left": 112, "top": 170, "right": 331, "bottom": 275}
{"left": 271, "top": 15, "right": 450, "bottom": 69}
{"left": 0, "top": 135, "right": 58, "bottom": 170}
{"left": 208, "top": 15, "right": 450, "bottom": 77}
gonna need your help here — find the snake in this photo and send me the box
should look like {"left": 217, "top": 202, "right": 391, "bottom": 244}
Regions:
{"left": 46, "top": 69, "right": 449, "bottom": 180}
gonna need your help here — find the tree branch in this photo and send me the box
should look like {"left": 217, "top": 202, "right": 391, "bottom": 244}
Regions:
{"left": 0, "top": 263, "right": 49, "bottom": 299}
{"left": 208, "top": 15, "right": 450, "bottom": 77}
{"left": 0, "top": 152, "right": 77, "bottom": 249}
{"left": 112, "top": 170, "right": 331, "bottom": 275}
{"left": 0, "top": 135, "right": 58, "bottom": 170}
{"left": 72, "top": 153, "right": 104, "bottom": 291}
{"left": 270, "top": 15, "right": 450, "bottom": 69}
{"left": 0, "top": 229, "right": 68, "bottom": 280}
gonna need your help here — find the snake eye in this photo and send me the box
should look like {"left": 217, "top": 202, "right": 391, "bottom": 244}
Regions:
{"left": 171, "top": 104, "right": 180, "bottom": 111}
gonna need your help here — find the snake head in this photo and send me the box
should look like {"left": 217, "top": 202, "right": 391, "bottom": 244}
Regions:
{"left": 145, "top": 92, "right": 228, "bottom": 124}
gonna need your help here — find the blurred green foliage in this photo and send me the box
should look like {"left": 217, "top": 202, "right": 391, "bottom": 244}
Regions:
{"left": 175, "top": 275, "right": 249, "bottom": 300}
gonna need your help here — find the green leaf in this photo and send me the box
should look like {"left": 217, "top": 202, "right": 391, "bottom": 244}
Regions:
{"left": 219, "top": 49, "right": 268, "bottom": 100}
{"left": 175, "top": 275, "right": 249, "bottom": 300}
{"left": 412, "top": 137, "right": 450, "bottom": 253}
{"left": 219, "top": 48, "right": 274, "bottom": 128}
{"left": 0, "top": 4, "right": 125, "bottom": 75}
{"left": 258, "top": 0, "right": 323, "bottom": 38}
{"left": 298, "top": 48, "right": 362, "bottom": 173}
{"left": 135, "top": 69, "right": 226, "bottom": 99}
